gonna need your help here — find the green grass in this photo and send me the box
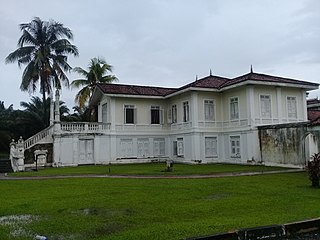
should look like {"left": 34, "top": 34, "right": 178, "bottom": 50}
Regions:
{"left": 0, "top": 171, "right": 319, "bottom": 240}
{"left": 9, "top": 163, "right": 290, "bottom": 177}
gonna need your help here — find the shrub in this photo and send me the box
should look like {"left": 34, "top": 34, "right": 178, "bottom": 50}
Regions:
{"left": 307, "top": 153, "right": 320, "bottom": 188}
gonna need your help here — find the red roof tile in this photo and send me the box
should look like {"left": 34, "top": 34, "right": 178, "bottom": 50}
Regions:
{"left": 308, "top": 110, "right": 320, "bottom": 125}
{"left": 178, "top": 75, "right": 229, "bottom": 90}
{"left": 96, "top": 72, "right": 318, "bottom": 97}
{"left": 223, "top": 72, "right": 318, "bottom": 88}
{"left": 307, "top": 98, "right": 320, "bottom": 105}
{"left": 97, "top": 83, "right": 176, "bottom": 96}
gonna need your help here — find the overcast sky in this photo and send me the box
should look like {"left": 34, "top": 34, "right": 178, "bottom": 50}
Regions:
{"left": 0, "top": 0, "right": 320, "bottom": 110}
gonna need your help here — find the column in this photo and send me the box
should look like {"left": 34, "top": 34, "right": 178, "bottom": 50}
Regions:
{"left": 246, "top": 86, "right": 254, "bottom": 126}
{"left": 276, "top": 87, "right": 282, "bottom": 123}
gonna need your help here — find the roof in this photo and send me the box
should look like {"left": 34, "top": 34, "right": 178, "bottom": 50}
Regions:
{"left": 223, "top": 72, "right": 318, "bottom": 88}
{"left": 307, "top": 98, "right": 320, "bottom": 106}
{"left": 308, "top": 110, "right": 320, "bottom": 125}
{"left": 95, "top": 71, "right": 318, "bottom": 97}
{"left": 96, "top": 83, "right": 176, "bottom": 96}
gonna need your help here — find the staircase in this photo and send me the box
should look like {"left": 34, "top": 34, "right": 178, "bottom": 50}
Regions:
{"left": 0, "top": 159, "right": 13, "bottom": 173}
{"left": 24, "top": 125, "right": 54, "bottom": 150}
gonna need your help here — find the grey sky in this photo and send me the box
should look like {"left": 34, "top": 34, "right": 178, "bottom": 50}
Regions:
{"left": 0, "top": 0, "right": 320, "bottom": 109}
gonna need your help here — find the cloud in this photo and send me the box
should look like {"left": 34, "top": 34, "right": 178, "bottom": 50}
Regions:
{"left": 1, "top": 0, "right": 320, "bottom": 109}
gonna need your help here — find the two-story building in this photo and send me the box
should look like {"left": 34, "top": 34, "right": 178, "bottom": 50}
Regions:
{"left": 33, "top": 70, "right": 315, "bottom": 167}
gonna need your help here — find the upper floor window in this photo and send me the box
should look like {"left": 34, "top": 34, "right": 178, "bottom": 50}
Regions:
{"left": 151, "top": 106, "right": 163, "bottom": 124}
{"left": 287, "top": 96, "right": 297, "bottom": 119}
{"left": 183, "top": 101, "right": 189, "bottom": 122}
{"left": 230, "top": 97, "right": 239, "bottom": 120}
{"left": 204, "top": 100, "right": 215, "bottom": 121}
{"left": 172, "top": 104, "right": 177, "bottom": 123}
{"left": 102, "top": 103, "right": 108, "bottom": 123}
{"left": 124, "top": 105, "right": 136, "bottom": 124}
{"left": 260, "top": 95, "right": 271, "bottom": 118}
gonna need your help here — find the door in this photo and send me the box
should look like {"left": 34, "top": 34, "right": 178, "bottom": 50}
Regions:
{"left": 79, "top": 139, "right": 94, "bottom": 164}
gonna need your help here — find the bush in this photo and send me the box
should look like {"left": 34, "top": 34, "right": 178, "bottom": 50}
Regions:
{"left": 307, "top": 153, "right": 320, "bottom": 188}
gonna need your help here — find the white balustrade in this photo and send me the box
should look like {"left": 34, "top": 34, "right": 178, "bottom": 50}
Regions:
{"left": 24, "top": 125, "right": 54, "bottom": 149}
{"left": 60, "top": 122, "right": 110, "bottom": 133}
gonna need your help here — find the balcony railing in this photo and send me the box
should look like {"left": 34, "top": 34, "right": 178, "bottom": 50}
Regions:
{"left": 115, "top": 124, "right": 168, "bottom": 132}
{"left": 60, "top": 122, "right": 110, "bottom": 133}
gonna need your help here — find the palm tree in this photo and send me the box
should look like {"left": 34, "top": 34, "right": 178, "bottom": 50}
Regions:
{"left": 71, "top": 57, "right": 118, "bottom": 109}
{"left": 19, "top": 96, "right": 70, "bottom": 133}
{"left": 5, "top": 17, "right": 79, "bottom": 123}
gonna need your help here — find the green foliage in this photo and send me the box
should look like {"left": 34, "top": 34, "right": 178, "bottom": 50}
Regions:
{"left": 0, "top": 98, "right": 70, "bottom": 153}
{"left": 5, "top": 17, "right": 78, "bottom": 124}
{"left": 71, "top": 57, "right": 118, "bottom": 109}
{"left": 0, "top": 172, "right": 319, "bottom": 240}
{"left": 307, "top": 153, "right": 320, "bottom": 187}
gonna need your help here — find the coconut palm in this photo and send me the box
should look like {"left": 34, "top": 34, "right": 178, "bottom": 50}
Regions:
{"left": 71, "top": 57, "right": 118, "bottom": 109}
{"left": 5, "top": 17, "right": 78, "bottom": 123}
{"left": 20, "top": 96, "right": 70, "bottom": 132}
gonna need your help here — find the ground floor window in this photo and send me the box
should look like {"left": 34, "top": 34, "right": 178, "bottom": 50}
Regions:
{"left": 137, "top": 138, "right": 149, "bottom": 157}
{"left": 230, "top": 136, "right": 241, "bottom": 158}
{"left": 205, "top": 137, "right": 217, "bottom": 157}
{"left": 177, "top": 138, "right": 184, "bottom": 156}
{"left": 120, "top": 139, "right": 133, "bottom": 158}
{"left": 154, "top": 138, "right": 165, "bottom": 156}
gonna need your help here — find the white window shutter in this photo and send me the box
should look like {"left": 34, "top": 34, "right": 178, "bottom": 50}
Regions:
{"left": 167, "top": 109, "right": 172, "bottom": 124}
{"left": 134, "top": 108, "right": 137, "bottom": 124}
{"left": 160, "top": 109, "right": 164, "bottom": 124}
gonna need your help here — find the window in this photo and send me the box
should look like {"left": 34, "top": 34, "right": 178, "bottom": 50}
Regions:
{"left": 120, "top": 139, "right": 133, "bottom": 158}
{"left": 205, "top": 137, "right": 217, "bottom": 157}
{"left": 260, "top": 95, "right": 271, "bottom": 118}
{"left": 172, "top": 104, "right": 177, "bottom": 123}
{"left": 173, "top": 141, "right": 178, "bottom": 156}
{"left": 183, "top": 101, "right": 189, "bottom": 122}
{"left": 124, "top": 105, "right": 136, "bottom": 124}
{"left": 287, "top": 96, "right": 297, "bottom": 119}
{"left": 151, "top": 106, "right": 163, "bottom": 124}
{"left": 230, "top": 97, "right": 239, "bottom": 120}
{"left": 102, "top": 103, "right": 108, "bottom": 123}
{"left": 204, "top": 100, "right": 215, "bottom": 121}
{"left": 137, "top": 138, "right": 149, "bottom": 158}
{"left": 154, "top": 138, "right": 165, "bottom": 156}
{"left": 177, "top": 138, "right": 184, "bottom": 156}
{"left": 230, "top": 136, "right": 240, "bottom": 158}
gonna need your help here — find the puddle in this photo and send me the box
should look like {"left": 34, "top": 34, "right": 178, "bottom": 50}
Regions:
{"left": 0, "top": 214, "right": 39, "bottom": 238}
{"left": 0, "top": 214, "right": 37, "bottom": 226}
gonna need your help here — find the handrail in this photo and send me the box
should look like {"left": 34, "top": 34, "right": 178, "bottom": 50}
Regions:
{"left": 24, "top": 125, "right": 54, "bottom": 149}
{"left": 60, "top": 122, "right": 111, "bottom": 132}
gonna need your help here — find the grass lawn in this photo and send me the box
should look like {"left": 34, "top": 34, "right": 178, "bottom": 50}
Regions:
{"left": 9, "top": 163, "right": 290, "bottom": 177}
{"left": 0, "top": 171, "right": 319, "bottom": 240}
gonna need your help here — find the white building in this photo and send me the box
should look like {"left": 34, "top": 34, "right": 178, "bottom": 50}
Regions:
{"left": 24, "top": 70, "right": 319, "bottom": 167}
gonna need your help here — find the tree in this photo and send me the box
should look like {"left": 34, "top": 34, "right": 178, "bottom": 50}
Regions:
{"left": 0, "top": 102, "right": 14, "bottom": 153}
{"left": 307, "top": 153, "right": 320, "bottom": 188}
{"left": 5, "top": 17, "right": 78, "bottom": 124}
{"left": 63, "top": 106, "right": 92, "bottom": 122}
{"left": 71, "top": 57, "right": 117, "bottom": 109}
{"left": 19, "top": 96, "right": 70, "bottom": 134}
